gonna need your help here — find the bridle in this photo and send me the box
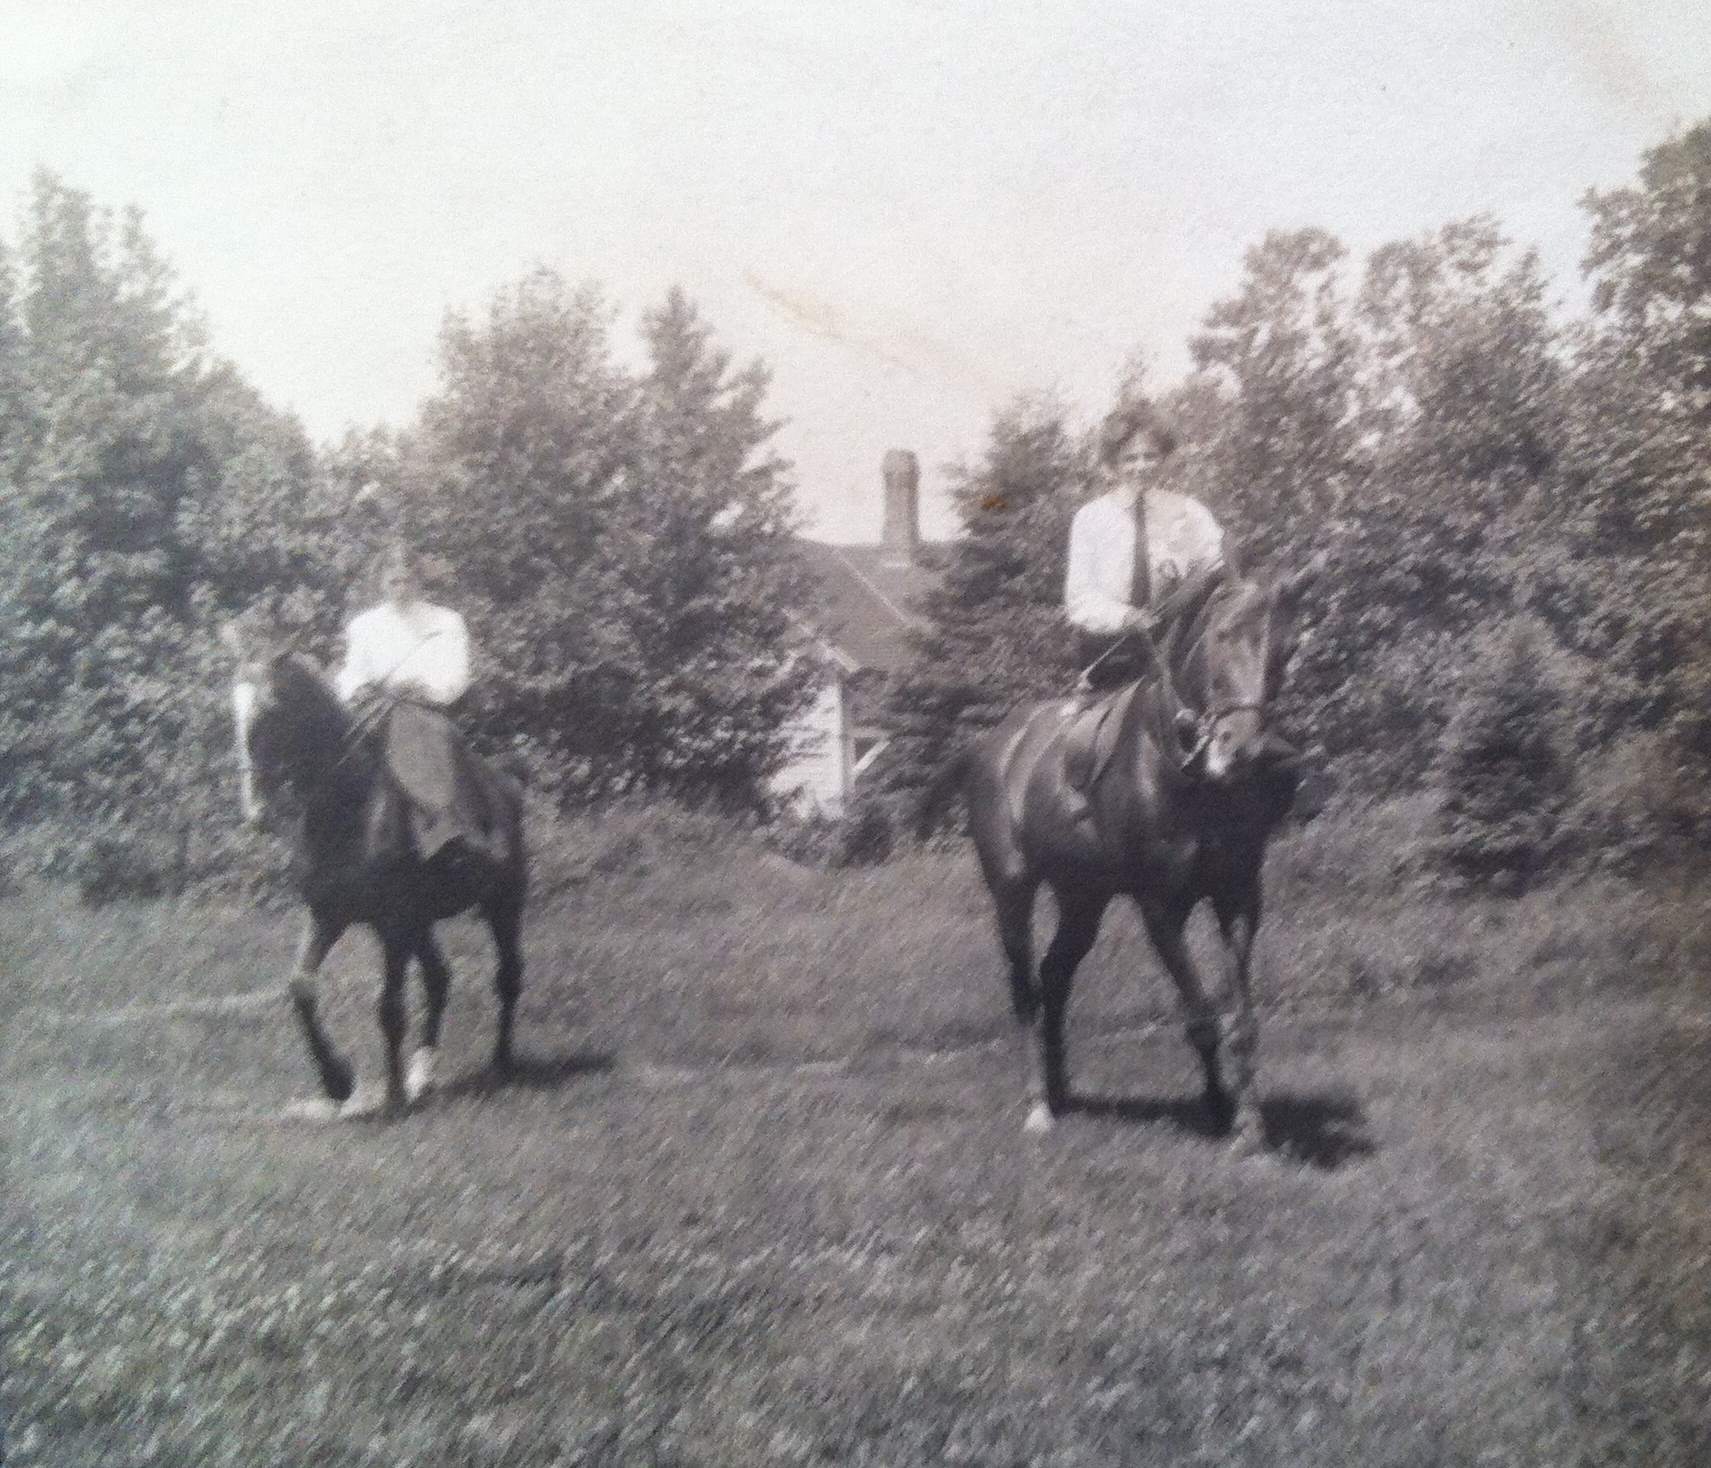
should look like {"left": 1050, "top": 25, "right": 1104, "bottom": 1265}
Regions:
{"left": 1177, "top": 699, "right": 1268, "bottom": 771}
{"left": 1082, "top": 580, "right": 1280, "bottom": 773}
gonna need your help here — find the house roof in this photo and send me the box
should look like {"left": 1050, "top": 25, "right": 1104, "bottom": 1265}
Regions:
{"left": 796, "top": 539, "right": 945, "bottom": 673}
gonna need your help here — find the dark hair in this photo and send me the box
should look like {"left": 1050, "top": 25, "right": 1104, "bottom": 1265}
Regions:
{"left": 1098, "top": 401, "right": 1177, "bottom": 468}
{"left": 380, "top": 540, "right": 418, "bottom": 577}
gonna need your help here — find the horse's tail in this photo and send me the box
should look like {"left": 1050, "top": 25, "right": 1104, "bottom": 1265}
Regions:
{"left": 915, "top": 744, "right": 974, "bottom": 839}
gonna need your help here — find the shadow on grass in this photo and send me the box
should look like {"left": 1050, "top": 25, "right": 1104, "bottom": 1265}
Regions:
{"left": 440, "top": 1050, "right": 618, "bottom": 1100}
{"left": 1073, "top": 1088, "right": 1374, "bottom": 1170}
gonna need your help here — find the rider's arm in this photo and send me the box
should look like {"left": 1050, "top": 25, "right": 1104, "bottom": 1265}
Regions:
{"left": 406, "top": 608, "right": 472, "bottom": 706}
{"left": 333, "top": 612, "right": 376, "bottom": 703}
{"left": 1183, "top": 498, "right": 1226, "bottom": 575}
{"left": 1065, "top": 499, "right": 1146, "bottom": 635}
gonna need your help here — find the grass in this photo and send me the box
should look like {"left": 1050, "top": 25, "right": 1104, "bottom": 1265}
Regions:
{"left": 3, "top": 799, "right": 1709, "bottom": 1465}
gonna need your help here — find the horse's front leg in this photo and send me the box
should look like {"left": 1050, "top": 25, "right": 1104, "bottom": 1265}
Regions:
{"left": 288, "top": 909, "right": 353, "bottom": 1104}
{"left": 406, "top": 931, "right": 453, "bottom": 1103}
{"left": 1141, "top": 904, "right": 1234, "bottom": 1136}
{"left": 481, "top": 893, "right": 524, "bottom": 1072}
{"left": 377, "top": 936, "right": 412, "bottom": 1116}
{"left": 1214, "top": 884, "right": 1265, "bottom": 1153}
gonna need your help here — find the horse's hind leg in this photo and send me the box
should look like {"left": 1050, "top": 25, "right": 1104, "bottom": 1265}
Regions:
{"left": 1027, "top": 891, "right": 1107, "bottom": 1133}
{"left": 482, "top": 894, "right": 524, "bottom": 1071}
{"left": 993, "top": 877, "right": 1039, "bottom": 1026}
{"left": 288, "top": 910, "right": 354, "bottom": 1105}
{"left": 405, "top": 931, "right": 453, "bottom": 1103}
{"left": 990, "top": 875, "right": 1040, "bottom": 1123}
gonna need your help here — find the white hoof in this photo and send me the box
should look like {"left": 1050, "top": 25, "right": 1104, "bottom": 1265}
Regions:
{"left": 1023, "top": 1102, "right": 1057, "bottom": 1135}
{"left": 338, "top": 1082, "right": 389, "bottom": 1119}
{"left": 1229, "top": 1115, "right": 1267, "bottom": 1158}
{"left": 282, "top": 1096, "right": 341, "bottom": 1123}
{"left": 405, "top": 1048, "right": 438, "bottom": 1103}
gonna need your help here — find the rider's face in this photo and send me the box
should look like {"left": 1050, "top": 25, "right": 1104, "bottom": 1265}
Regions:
{"left": 383, "top": 558, "right": 419, "bottom": 606}
{"left": 1118, "top": 438, "right": 1165, "bottom": 479}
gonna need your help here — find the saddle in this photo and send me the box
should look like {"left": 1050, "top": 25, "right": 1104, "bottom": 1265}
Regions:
{"left": 1062, "top": 681, "right": 1146, "bottom": 797}
{"left": 1062, "top": 565, "right": 1230, "bottom": 800}
{"left": 364, "top": 700, "right": 510, "bottom": 864}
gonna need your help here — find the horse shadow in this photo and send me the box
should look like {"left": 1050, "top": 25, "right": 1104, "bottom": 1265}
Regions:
{"left": 1073, "top": 1088, "right": 1375, "bottom": 1170}
{"left": 439, "top": 1049, "right": 618, "bottom": 1101}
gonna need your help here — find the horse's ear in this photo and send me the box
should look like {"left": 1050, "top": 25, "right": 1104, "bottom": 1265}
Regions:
{"left": 1276, "top": 551, "right": 1328, "bottom": 612}
{"left": 221, "top": 613, "right": 283, "bottom": 664}
{"left": 1222, "top": 535, "right": 1247, "bottom": 581}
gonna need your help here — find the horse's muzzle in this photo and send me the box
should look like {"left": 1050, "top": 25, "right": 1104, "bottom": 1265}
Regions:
{"left": 1198, "top": 722, "right": 1299, "bottom": 785}
{"left": 1253, "top": 731, "right": 1302, "bottom": 776}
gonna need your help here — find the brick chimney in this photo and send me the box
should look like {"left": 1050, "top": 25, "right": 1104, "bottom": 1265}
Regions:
{"left": 880, "top": 449, "right": 920, "bottom": 566}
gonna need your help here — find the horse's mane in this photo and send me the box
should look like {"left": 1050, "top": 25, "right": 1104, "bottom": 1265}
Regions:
{"left": 262, "top": 651, "right": 359, "bottom": 769}
{"left": 274, "top": 651, "right": 344, "bottom": 712}
{"left": 1159, "top": 566, "right": 1239, "bottom": 680}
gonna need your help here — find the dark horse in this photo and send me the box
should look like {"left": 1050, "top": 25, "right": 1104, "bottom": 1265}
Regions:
{"left": 926, "top": 562, "right": 1311, "bottom": 1148}
{"left": 223, "top": 624, "right": 527, "bottom": 1120}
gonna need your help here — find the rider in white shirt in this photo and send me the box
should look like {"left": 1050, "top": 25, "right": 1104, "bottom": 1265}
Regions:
{"left": 336, "top": 544, "right": 471, "bottom": 708}
{"left": 1064, "top": 402, "right": 1225, "bottom": 683}
{"left": 1061, "top": 402, "right": 1227, "bottom": 806}
{"left": 337, "top": 541, "right": 496, "bottom": 860}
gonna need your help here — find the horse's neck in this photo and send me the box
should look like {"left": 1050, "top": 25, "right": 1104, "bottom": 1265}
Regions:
{"left": 1161, "top": 608, "right": 1212, "bottom": 712}
{"left": 278, "top": 667, "right": 365, "bottom": 793}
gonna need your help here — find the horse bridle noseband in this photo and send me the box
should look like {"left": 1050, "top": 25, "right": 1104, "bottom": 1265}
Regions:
{"left": 1177, "top": 700, "right": 1267, "bottom": 770}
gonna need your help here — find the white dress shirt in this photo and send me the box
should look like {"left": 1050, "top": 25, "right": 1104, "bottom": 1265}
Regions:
{"left": 1064, "top": 486, "right": 1225, "bottom": 636}
{"left": 334, "top": 600, "right": 472, "bottom": 706}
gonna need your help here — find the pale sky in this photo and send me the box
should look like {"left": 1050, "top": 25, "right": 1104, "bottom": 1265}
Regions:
{"left": 3, "top": 1, "right": 1707, "bottom": 541}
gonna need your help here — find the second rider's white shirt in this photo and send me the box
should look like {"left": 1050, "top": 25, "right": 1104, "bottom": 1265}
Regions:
{"left": 334, "top": 600, "right": 472, "bottom": 706}
{"left": 1064, "top": 486, "right": 1225, "bottom": 636}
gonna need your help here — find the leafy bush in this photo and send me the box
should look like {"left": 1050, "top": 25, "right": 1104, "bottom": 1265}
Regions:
{"left": 526, "top": 796, "right": 761, "bottom": 900}
{"left": 1270, "top": 792, "right": 1439, "bottom": 895}
{"left": 1555, "top": 730, "right": 1709, "bottom": 876}
{"left": 1432, "top": 622, "right": 1574, "bottom": 890}
{"left": 766, "top": 793, "right": 898, "bottom": 869}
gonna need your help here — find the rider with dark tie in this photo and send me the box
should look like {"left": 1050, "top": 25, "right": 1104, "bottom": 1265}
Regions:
{"left": 1062, "top": 401, "right": 1227, "bottom": 813}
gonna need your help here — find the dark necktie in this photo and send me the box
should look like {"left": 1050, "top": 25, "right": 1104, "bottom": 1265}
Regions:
{"left": 1129, "top": 486, "right": 1151, "bottom": 609}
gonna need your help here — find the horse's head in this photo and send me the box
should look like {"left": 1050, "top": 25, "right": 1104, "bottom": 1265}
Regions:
{"left": 1180, "top": 562, "right": 1314, "bottom": 785}
{"left": 220, "top": 620, "right": 347, "bottom": 826}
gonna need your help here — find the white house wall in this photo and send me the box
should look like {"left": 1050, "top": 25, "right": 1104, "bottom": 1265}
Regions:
{"left": 770, "top": 675, "right": 852, "bottom": 814}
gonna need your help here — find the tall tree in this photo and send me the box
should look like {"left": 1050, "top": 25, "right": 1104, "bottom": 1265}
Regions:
{"left": 1264, "top": 221, "right": 1568, "bottom": 791}
{"left": 404, "top": 274, "right": 814, "bottom": 803}
{"left": 883, "top": 392, "right": 1088, "bottom": 789}
{"left": 0, "top": 175, "right": 329, "bottom": 838}
{"left": 586, "top": 287, "right": 817, "bottom": 800}
{"left": 1583, "top": 119, "right": 1711, "bottom": 418}
{"left": 1189, "top": 227, "right": 1361, "bottom": 565}
{"left": 1565, "top": 123, "right": 1711, "bottom": 786}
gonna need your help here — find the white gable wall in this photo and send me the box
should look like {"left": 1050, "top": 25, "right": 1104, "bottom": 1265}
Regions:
{"left": 770, "top": 672, "right": 852, "bottom": 814}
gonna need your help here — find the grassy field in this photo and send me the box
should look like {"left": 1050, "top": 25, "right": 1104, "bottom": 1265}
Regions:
{"left": 4, "top": 802, "right": 1710, "bottom": 1466}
